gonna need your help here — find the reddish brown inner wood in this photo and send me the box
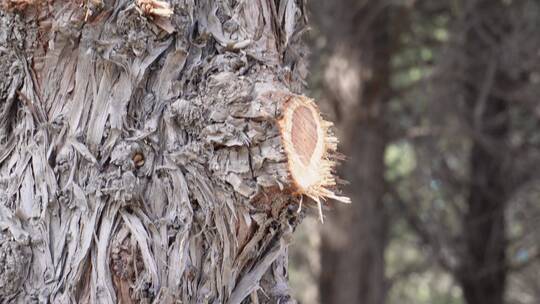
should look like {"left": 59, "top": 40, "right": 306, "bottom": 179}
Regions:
{"left": 291, "top": 106, "right": 318, "bottom": 166}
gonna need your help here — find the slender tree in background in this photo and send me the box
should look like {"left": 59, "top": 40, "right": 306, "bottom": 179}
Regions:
{"left": 457, "top": 2, "right": 510, "bottom": 303}
{"left": 0, "top": 0, "right": 347, "bottom": 303}
{"left": 310, "top": 1, "right": 393, "bottom": 303}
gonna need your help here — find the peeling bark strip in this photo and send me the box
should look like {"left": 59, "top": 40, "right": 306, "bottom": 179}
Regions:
{"left": 0, "top": 0, "right": 346, "bottom": 303}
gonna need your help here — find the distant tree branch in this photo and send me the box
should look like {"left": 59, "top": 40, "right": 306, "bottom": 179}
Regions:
{"left": 387, "top": 183, "right": 457, "bottom": 274}
{"left": 386, "top": 252, "right": 436, "bottom": 290}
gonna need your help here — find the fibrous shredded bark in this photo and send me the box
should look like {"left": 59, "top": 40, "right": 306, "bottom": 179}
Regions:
{"left": 0, "top": 1, "right": 346, "bottom": 303}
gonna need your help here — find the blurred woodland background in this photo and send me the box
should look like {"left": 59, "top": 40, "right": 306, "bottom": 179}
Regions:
{"left": 289, "top": 0, "right": 540, "bottom": 303}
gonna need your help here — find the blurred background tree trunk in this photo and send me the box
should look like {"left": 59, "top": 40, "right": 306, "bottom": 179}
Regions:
{"left": 309, "top": 1, "right": 393, "bottom": 303}
{"left": 457, "top": 1, "right": 510, "bottom": 303}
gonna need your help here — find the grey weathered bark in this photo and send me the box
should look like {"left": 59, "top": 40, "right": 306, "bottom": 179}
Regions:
{"left": 311, "top": 1, "right": 391, "bottom": 303}
{"left": 0, "top": 1, "right": 346, "bottom": 303}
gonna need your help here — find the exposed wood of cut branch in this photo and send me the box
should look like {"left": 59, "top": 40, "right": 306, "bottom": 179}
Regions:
{"left": 278, "top": 95, "right": 350, "bottom": 221}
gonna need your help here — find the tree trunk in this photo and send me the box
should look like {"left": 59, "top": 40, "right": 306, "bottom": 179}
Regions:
{"left": 0, "top": 1, "right": 346, "bottom": 303}
{"left": 460, "top": 99, "right": 508, "bottom": 304}
{"left": 313, "top": 1, "right": 391, "bottom": 303}
{"left": 457, "top": 1, "right": 510, "bottom": 303}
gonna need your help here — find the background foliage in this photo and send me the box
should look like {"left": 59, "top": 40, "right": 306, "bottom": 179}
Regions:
{"left": 290, "top": 1, "right": 540, "bottom": 303}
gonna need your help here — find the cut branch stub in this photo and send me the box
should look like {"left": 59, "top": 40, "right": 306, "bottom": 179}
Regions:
{"left": 277, "top": 95, "right": 350, "bottom": 221}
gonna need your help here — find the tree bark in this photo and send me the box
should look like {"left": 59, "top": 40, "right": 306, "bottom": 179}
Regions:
{"left": 0, "top": 1, "right": 345, "bottom": 303}
{"left": 312, "top": 1, "right": 391, "bottom": 303}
